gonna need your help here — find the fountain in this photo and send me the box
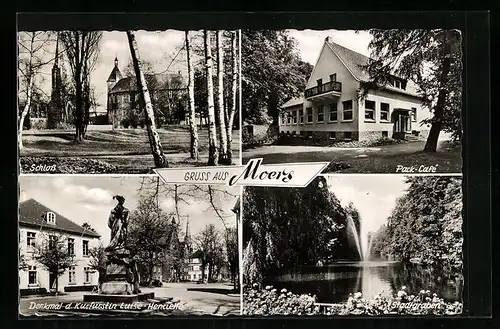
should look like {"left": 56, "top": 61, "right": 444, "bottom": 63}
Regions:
{"left": 346, "top": 215, "right": 363, "bottom": 261}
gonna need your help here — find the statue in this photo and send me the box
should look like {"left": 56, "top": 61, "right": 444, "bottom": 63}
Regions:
{"left": 101, "top": 195, "right": 141, "bottom": 294}
{"left": 105, "top": 195, "right": 129, "bottom": 252}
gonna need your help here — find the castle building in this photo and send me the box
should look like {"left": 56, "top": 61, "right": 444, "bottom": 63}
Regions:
{"left": 106, "top": 57, "right": 187, "bottom": 129}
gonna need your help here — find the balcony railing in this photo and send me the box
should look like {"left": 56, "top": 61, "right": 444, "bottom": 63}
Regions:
{"left": 305, "top": 81, "right": 342, "bottom": 98}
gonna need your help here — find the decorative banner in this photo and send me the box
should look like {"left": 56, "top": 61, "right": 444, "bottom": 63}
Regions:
{"left": 153, "top": 158, "right": 330, "bottom": 187}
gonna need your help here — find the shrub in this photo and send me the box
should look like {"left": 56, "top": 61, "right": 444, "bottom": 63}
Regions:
{"left": 243, "top": 284, "right": 463, "bottom": 316}
{"left": 152, "top": 279, "right": 163, "bottom": 287}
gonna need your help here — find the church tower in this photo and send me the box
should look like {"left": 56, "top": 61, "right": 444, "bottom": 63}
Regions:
{"left": 184, "top": 219, "right": 192, "bottom": 256}
{"left": 107, "top": 56, "right": 123, "bottom": 93}
{"left": 47, "top": 33, "right": 63, "bottom": 129}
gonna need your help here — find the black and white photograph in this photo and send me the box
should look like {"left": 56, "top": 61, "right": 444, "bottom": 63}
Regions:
{"left": 242, "top": 175, "right": 463, "bottom": 316}
{"left": 18, "top": 30, "right": 241, "bottom": 174}
{"left": 241, "top": 29, "right": 462, "bottom": 174}
{"left": 18, "top": 176, "right": 241, "bottom": 316}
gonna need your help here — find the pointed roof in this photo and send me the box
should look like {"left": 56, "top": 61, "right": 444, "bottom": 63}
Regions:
{"left": 324, "top": 38, "right": 420, "bottom": 97}
{"left": 282, "top": 95, "right": 304, "bottom": 108}
{"left": 19, "top": 199, "right": 100, "bottom": 238}
{"left": 107, "top": 60, "right": 123, "bottom": 83}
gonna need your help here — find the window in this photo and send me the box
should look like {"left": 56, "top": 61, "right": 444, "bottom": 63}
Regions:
{"left": 329, "top": 103, "right": 338, "bottom": 121}
{"left": 306, "top": 107, "right": 313, "bottom": 123}
{"left": 292, "top": 110, "right": 297, "bottom": 124}
{"left": 27, "top": 232, "right": 36, "bottom": 248}
{"left": 68, "top": 266, "right": 76, "bottom": 284}
{"left": 49, "top": 235, "right": 57, "bottom": 249}
{"left": 329, "top": 73, "right": 337, "bottom": 82}
{"left": 84, "top": 267, "right": 91, "bottom": 283}
{"left": 411, "top": 107, "right": 417, "bottom": 122}
{"left": 316, "top": 78, "right": 322, "bottom": 86}
{"left": 299, "top": 109, "right": 304, "bottom": 123}
{"left": 286, "top": 112, "right": 291, "bottom": 125}
{"left": 342, "top": 100, "right": 353, "bottom": 121}
{"left": 83, "top": 240, "right": 89, "bottom": 257}
{"left": 67, "top": 238, "right": 75, "bottom": 256}
{"left": 28, "top": 266, "right": 37, "bottom": 285}
{"left": 365, "top": 100, "right": 375, "bottom": 121}
{"left": 317, "top": 107, "right": 324, "bottom": 123}
{"left": 329, "top": 132, "right": 336, "bottom": 139}
{"left": 382, "top": 131, "right": 389, "bottom": 138}
{"left": 46, "top": 212, "right": 56, "bottom": 224}
{"left": 380, "top": 103, "right": 390, "bottom": 121}
{"left": 395, "top": 80, "right": 401, "bottom": 89}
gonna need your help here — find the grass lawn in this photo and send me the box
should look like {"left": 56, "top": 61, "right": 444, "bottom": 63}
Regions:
{"left": 21, "top": 125, "right": 241, "bottom": 174}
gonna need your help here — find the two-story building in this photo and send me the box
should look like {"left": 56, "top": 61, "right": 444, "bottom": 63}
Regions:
{"left": 279, "top": 37, "right": 431, "bottom": 141}
{"left": 19, "top": 199, "right": 101, "bottom": 293}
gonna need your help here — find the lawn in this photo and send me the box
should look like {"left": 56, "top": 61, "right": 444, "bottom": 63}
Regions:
{"left": 242, "top": 140, "right": 462, "bottom": 174}
{"left": 20, "top": 125, "right": 241, "bottom": 174}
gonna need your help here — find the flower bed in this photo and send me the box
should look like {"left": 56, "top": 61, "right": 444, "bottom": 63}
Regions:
{"left": 243, "top": 284, "right": 462, "bottom": 316}
{"left": 20, "top": 157, "right": 119, "bottom": 174}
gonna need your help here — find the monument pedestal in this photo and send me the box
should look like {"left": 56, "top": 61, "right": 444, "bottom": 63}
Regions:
{"left": 83, "top": 292, "right": 155, "bottom": 303}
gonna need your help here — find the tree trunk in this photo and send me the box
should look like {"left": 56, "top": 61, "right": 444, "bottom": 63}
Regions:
{"left": 216, "top": 31, "right": 228, "bottom": 164}
{"left": 127, "top": 31, "right": 169, "bottom": 167}
{"left": 185, "top": 31, "right": 199, "bottom": 160}
{"left": 18, "top": 76, "right": 34, "bottom": 150}
{"left": 204, "top": 30, "right": 219, "bottom": 166}
{"left": 423, "top": 33, "right": 452, "bottom": 152}
{"left": 226, "top": 31, "right": 238, "bottom": 164}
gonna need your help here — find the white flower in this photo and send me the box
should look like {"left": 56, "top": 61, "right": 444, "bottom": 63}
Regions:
{"left": 401, "top": 286, "right": 407, "bottom": 290}
{"left": 281, "top": 288, "right": 287, "bottom": 293}
{"left": 397, "top": 290, "right": 407, "bottom": 298}
{"left": 354, "top": 292, "right": 362, "bottom": 299}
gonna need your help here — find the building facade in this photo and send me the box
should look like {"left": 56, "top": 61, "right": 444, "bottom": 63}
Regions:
{"left": 106, "top": 57, "right": 186, "bottom": 129}
{"left": 19, "top": 199, "right": 101, "bottom": 292}
{"left": 279, "top": 37, "right": 432, "bottom": 141}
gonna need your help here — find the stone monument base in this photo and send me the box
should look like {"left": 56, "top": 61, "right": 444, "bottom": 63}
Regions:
{"left": 83, "top": 292, "right": 155, "bottom": 303}
{"left": 101, "top": 281, "right": 134, "bottom": 295}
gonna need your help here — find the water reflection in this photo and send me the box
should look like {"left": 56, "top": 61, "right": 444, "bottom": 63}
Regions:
{"left": 265, "top": 261, "right": 463, "bottom": 303}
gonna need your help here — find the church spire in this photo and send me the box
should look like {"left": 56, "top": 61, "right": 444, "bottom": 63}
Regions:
{"left": 54, "top": 33, "right": 59, "bottom": 67}
{"left": 184, "top": 219, "right": 192, "bottom": 254}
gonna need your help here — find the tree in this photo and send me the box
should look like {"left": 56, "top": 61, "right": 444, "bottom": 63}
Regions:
{"left": 185, "top": 31, "right": 199, "bottom": 160}
{"left": 18, "top": 31, "right": 54, "bottom": 150}
{"left": 128, "top": 194, "right": 173, "bottom": 286}
{"left": 225, "top": 227, "right": 239, "bottom": 290}
{"left": 204, "top": 30, "right": 218, "bottom": 166}
{"left": 33, "top": 233, "right": 76, "bottom": 295}
{"left": 242, "top": 30, "right": 313, "bottom": 124}
{"left": 361, "top": 29, "right": 463, "bottom": 151}
{"left": 59, "top": 31, "right": 102, "bottom": 141}
{"left": 216, "top": 31, "right": 229, "bottom": 164}
{"left": 195, "top": 224, "right": 224, "bottom": 282}
{"left": 126, "top": 30, "right": 169, "bottom": 168}
{"left": 88, "top": 243, "right": 107, "bottom": 288}
{"left": 225, "top": 31, "right": 239, "bottom": 164}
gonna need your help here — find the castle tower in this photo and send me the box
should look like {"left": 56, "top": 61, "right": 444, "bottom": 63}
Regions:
{"left": 47, "top": 33, "right": 63, "bottom": 129}
{"left": 106, "top": 57, "right": 123, "bottom": 127}
{"left": 107, "top": 56, "right": 123, "bottom": 93}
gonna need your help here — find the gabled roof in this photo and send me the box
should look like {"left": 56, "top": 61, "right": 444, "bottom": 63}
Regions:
{"left": 282, "top": 96, "right": 304, "bottom": 108}
{"left": 19, "top": 199, "right": 101, "bottom": 238}
{"left": 109, "top": 73, "right": 186, "bottom": 94}
{"left": 189, "top": 250, "right": 204, "bottom": 259}
{"left": 324, "top": 39, "right": 420, "bottom": 97}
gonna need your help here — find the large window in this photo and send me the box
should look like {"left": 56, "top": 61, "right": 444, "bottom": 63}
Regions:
{"left": 28, "top": 266, "right": 37, "bottom": 285}
{"left": 292, "top": 110, "right": 297, "bottom": 124}
{"left": 411, "top": 107, "right": 417, "bottom": 122}
{"left": 342, "top": 100, "right": 353, "bottom": 121}
{"left": 83, "top": 240, "right": 89, "bottom": 257}
{"left": 329, "top": 103, "right": 338, "bottom": 121}
{"left": 365, "top": 100, "right": 375, "bottom": 121}
{"left": 380, "top": 103, "right": 390, "bottom": 121}
{"left": 67, "top": 238, "right": 75, "bottom": 256}
{"left": 287, "top": 112, "right": 291, "bottom": 125}
{"left": 306, "top": 107, "right": 313, "bottom": 123}
{"left": 68, "top": 266, "right": 76, "bottom": 284}
{"left": 49, "top": 235, "right": 57, "bottom": 248}
{"left": 317, "top": 107, "right": 325, "bottom": 123}
{"left": 27, "top": 232, "right": 36, "bottom": 248}
{"left": 299, "top": 109, "right": 304, "bottom": 123}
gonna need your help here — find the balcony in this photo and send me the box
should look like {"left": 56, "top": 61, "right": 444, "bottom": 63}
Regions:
{"left": 305, "top": 81, "right": 342, "bottom": 102}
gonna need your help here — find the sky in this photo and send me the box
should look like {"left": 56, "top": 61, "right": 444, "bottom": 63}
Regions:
{"left": 19, "top": 176, "right": 239, "bottom": 246}
{"left": 287, "top": 29, "right": 373, "bottom": 65}
{"left": 325, "top": 175, "right": 408, "bottom": 253}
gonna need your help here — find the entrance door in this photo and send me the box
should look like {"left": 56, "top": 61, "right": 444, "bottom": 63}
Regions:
{"left": 392, "top": 110, "right": 411, "bottom": 139}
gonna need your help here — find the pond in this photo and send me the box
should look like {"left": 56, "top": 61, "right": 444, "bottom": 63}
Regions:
{"left": 264, "top": 261, "right": 463, "bottom": 304}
